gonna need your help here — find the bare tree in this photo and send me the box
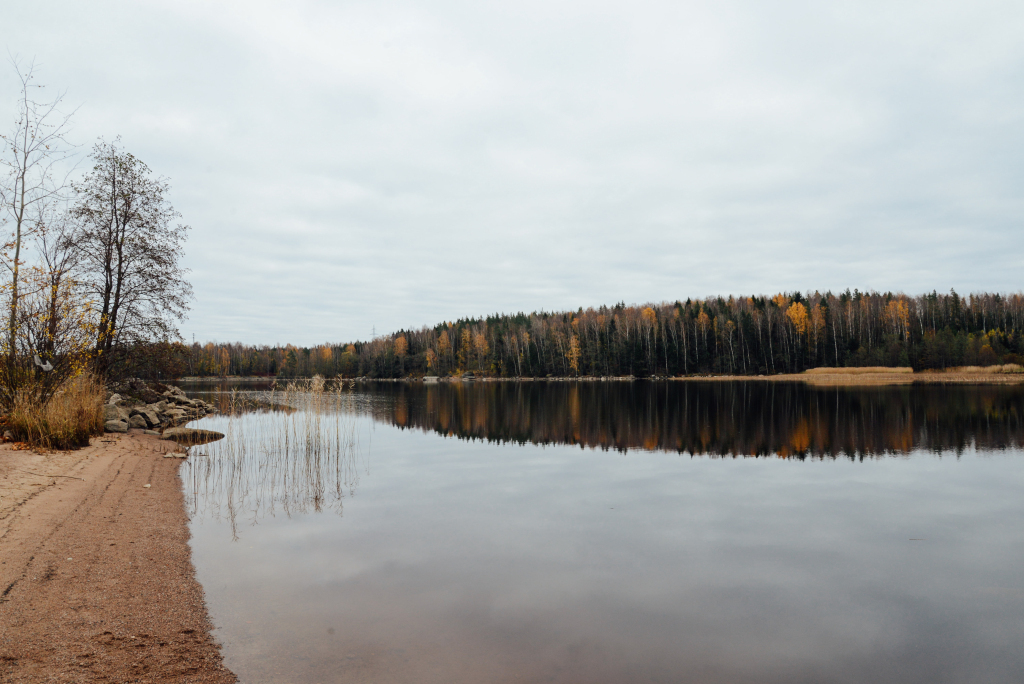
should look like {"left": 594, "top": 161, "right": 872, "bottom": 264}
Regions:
{"left": 32, "top": 204, "right": 87, "bottom": 358}
{"left": 0, "top": 58, "right": 75, "bottom": 406}
{"left": 72, "top": 139, "right": 192, "bottom": 374}
{"left": 15, "top": 208, "right": 95, "bottom": 403}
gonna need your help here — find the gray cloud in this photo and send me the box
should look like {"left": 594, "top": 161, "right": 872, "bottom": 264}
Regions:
{"left": 6, "top": 0, "right": 1024, "bottom": 344}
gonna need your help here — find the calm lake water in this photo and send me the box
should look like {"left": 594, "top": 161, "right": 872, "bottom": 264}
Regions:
{"left": 181, "top": 381, "right": 1024, "bottom": 684}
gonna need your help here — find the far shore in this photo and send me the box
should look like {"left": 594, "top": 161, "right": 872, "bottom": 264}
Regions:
{"left": 673, "top": 369, "right": 1024, "bottom": 386}
{"left": 175, "top": 366, "right": 1024, "bottom": 388}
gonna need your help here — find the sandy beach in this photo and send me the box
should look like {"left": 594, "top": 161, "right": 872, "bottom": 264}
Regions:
{"left": 0, "top": 431, "right": 235, "bottom": 683}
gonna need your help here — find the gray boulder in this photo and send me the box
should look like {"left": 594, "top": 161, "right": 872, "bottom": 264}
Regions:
{"left": 164, "top": 407, "right": 187, "bottom": 421}
{"left": 128, "top": 414, "right": 148, "bottom": 429}
{"left": 107, "top": 393, "right": 123, "bottom": 405}
{"left": 103, "top": 404, "right": 129, "bottom": 423}
{"left": 131, "top": 406, "right": 161, "bottom": 428}
{"left": 104, "top": 419, "right": 128, "bottom": 433}
{"left": 163, "top": 386, "right": 188, "bottom": 400}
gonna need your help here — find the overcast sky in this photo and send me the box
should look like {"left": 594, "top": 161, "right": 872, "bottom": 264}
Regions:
{"left": 6, "top": 0, "right": 1023, "bottom": 345}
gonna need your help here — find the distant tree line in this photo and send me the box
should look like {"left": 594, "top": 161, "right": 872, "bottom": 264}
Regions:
{"left": 179, "top": 290, "right": 1024, "bottom": 379}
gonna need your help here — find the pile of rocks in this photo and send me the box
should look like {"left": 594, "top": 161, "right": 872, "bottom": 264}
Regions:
{"left": 103, "top": 381, "right": 217, "bottom": 434}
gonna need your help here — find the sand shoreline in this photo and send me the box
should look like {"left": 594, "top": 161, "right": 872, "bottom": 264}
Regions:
{"left": 359, "top": 371, "right": 1024, "bottom": 386}
{"left": 0, "top": 431, "right": 236, "bottom": 682}
{"left": 671, "top": 370, "right": 1024, "bottom": 386}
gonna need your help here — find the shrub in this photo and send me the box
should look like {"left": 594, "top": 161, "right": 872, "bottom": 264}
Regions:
{"left": 805, "top": 366, "right": 913, "bottom": 375}
{"left": 7, "top": 373, "right": 105, "bottom": 449}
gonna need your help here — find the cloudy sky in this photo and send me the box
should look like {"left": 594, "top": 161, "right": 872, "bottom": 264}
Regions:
{"left": 5, "top": 0, "right": 1023, "bottom": 345}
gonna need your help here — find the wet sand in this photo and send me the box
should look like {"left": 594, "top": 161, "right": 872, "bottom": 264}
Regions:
{"left": 0, "top": 431, "right": 236, "bottom": 682}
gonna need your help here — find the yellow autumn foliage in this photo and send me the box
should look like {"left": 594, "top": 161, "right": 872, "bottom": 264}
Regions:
{"left": 786, "top": 302, "right": 809, "bottom": 335}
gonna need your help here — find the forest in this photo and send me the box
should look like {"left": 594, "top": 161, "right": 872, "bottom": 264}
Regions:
{"left": 161, "top": 289, "right": 1024, "bottom": 379}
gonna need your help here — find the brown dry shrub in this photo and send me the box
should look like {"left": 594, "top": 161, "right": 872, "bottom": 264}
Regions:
{"left": 804, "top": 367, "right": 914, "bottom": 375}
{"left": 941, "top": 364, "right": 1024, "bottom": 375}
{"left": 7, "top": 373, "right": 105, "bottom": 449}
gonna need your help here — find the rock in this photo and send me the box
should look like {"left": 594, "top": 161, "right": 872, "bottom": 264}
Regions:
{"left": 104, "top": 404, "right": 129, "bottom": 423}
{"left": 138, "top": 388, "right": 163, "bottom": 404}
{"left": 104, "top": 420, "right": 128, "bottom": 433}
{"left": 164, "top": 408, "right": 187, "bottom": 424}
{"left": 128, "top": 415, "right": 148, "bottom": 429}
{"left": 153, "top": 404, "right": 187, "bottom": 427}
{"left": 144, "top": 429, "right": 160, "bottom": 436}
{"left": 163, "top": 386, "right": 188, "bottom": 399}
{"left": 160, "top": 427, "right": 225, "bottom": 445}
{"left": 131, "top": 407, "right": 161, "bottom": 428}
{"left": 107, "top": 393, "right": 122, "bottom": 405}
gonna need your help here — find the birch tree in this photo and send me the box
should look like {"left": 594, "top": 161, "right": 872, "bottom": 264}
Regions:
{"left": 0, "top": 60, "right": 75, "bottom": 406}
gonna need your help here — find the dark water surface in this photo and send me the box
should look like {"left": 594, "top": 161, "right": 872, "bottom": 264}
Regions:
{"left": 182, "top": 381, "right": 1024, "bottom": 683}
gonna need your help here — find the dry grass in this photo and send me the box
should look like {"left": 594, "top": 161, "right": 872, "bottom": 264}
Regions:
{"left": 6, "top": 374, "right": 105, "bottom": 450}
{"left": 804, "top": 367, "right": 914, "bottom": 375}
{"left": 938, "top": 364, "right": 1024, "bottom": 374}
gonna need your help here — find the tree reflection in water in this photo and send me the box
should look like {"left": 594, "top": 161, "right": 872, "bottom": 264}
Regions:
{"left": 362, "top": 381, "right": 1024, "bottom": 458}
{"left": 180, "top": 380, "right": 1024, "bottom": 537}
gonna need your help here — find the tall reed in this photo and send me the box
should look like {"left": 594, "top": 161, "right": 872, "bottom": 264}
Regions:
{"left": 6, "top": 373, "right": 105, "bottom": 449}
{"left": 182, "top": 377, "right": 362, "bottom": 538}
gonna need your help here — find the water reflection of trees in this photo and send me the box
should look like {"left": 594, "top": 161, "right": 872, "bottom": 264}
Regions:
{"left": 182, "top": 383, "right": 362, "bottom": 539}
{"left": 365, "top": 382, "right": 1024, "bottom": 458}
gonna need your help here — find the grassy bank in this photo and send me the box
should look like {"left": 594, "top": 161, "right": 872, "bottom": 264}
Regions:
{"left": 5, "top": 374, "right": 105, "bottom": 449}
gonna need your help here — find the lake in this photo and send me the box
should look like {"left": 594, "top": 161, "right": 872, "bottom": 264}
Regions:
{"left": 180, "top": 380, "right": 1024, "bottom": 683}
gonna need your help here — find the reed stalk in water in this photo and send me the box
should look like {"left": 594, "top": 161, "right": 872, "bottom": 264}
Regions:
{"left": 182, "top": 376, "right": 361, "bottom": 538}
